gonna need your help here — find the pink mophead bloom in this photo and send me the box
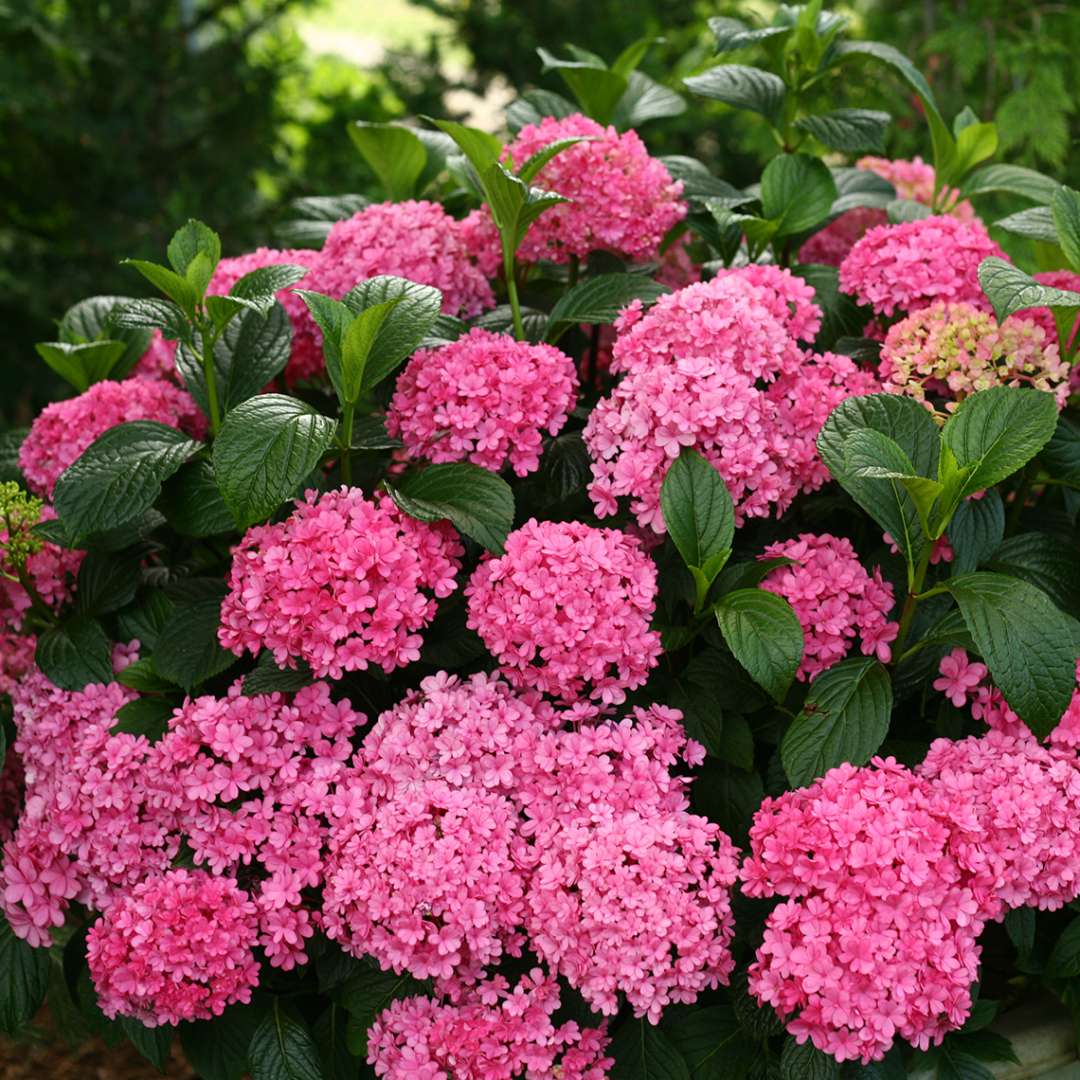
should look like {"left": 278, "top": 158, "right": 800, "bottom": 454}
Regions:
{"left": 218, "top": 487, "right": 463, "bottom": 679}
{"left": 18, "top": 377, "right": 203, "bottom": 498}
{"left": 303, "top": 199, "right": 496, "bottom": 318}
{"left": 386, "top": 328, "right": 579, "bottom": 476}
{"left": 465, "top": 519, "right": 662, "bottom": 705}
{"left": 879, "top": 301, "right": 1069, "bottom": 409}
{"left": 584, "top": 273, "right": 879, "bottom": 531}
{"left": 838, "top": 215, "right": 1005, "bottom": 318}
{"left": 760, "top": 533, "right": 898, "bottom": 680}
{"left": 505, "top": 113, "right": 686, "bottom": 264}
{"left": 87, "top": 869, "right": 260, "bottom": 1027}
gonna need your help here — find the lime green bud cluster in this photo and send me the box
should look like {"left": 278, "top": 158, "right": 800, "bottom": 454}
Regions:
{"left": 0, "top": 481, "right": 46, "bottom": 577}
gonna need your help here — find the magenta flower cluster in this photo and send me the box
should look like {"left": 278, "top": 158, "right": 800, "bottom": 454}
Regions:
{"left": 584, "top": 270, "right": 878, "bottom": 529}
{"left": 760, "top": 533, "right": 898, "bottom": 680}
{"left": 218, "top": 487, "right": 463, "bottom": 679}
{"left": 386, "top": 328, "right": 579, "bottom": 476}
{"left": 464, "top": 519, "right": 662, "bottom": 704}
{"left": 504, "top": 113, "right": 686, "bottom": 265}
{"left": 18, "top": 377, "right": 203, "bottom": 497}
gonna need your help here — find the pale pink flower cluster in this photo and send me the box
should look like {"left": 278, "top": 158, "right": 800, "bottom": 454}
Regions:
{"left": 322, "top": 673, "right": 740, "bottom": 1021}
{"left": 87, "top": 869, "right": 260, "bottom": 1027}
{"left": 857, "top": 155, "right": 974, "bottom": 219}
{"left": 505, "top": 114, "right": 686, "bottom": 264}
{"left": 386, "top": 328, "right": 579, "bottom": 476}
{"left": 464, "top": 519, "right": 662, "bottom": 704}
{"left": 880, "top": 302, "right": 1069, "bottom": 409}
{"left": 584, "top": 273, "right": 878, "bottom": 529}
{"left": 218, "top": 487, "right": 463, "bottom": 679}
{"left": 760, "top": 533, "right": 898, "bottom": 680}
{"left": 18, "top": 377, "right": 203, "bottom": 497}
{"left": 368, "top": 971, "right": 612, "bottom": 1079}
{"left": 206, "top": 246, "right": 321, "bottom": 385}
{"left": 305, "top": 200, "right": 496, "bottom": 318}
{"left": 839, "top": 216, "right": 1005, "bottom": 318}
{"left": 743, "top": 731, "right": 1080, "bottom": 1063}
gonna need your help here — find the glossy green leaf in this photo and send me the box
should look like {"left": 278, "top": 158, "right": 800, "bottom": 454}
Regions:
{"left": 715, "top": 589, "right": 803, "bottom": 703}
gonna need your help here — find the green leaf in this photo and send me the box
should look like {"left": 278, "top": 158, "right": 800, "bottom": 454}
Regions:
{"left": 116, "top": 589, "right": 174, "bottom": 652}
{"left": 946, "top": 573, "right": 1080, "bottom": 737}
{"left": 0, "top": 428, "right": 28, "bottom": 483}
{"left": 1052, "top": 185, "right": 1080, "bottom": 271}
{"left": 249, "top": 999, "right": 324, "bottom": 1080}
{"left": 426, "top": 118, "right": 502, "bottom": 177}
{"left": 947, "top": 491, "right": 1004, "bottom": 574}
{"left": 714, "top": 589, "right": 803, "bottom": 703}
{"left": 708, "top": 16, "right": 789, "bottom": 53}
{"left": 941, "top": 386, "right": 1058, "bottom": 500}
{"left": 660, "top": 157, "right": 753, "bottom": 204}
{"left": 978, "top": 257, "right": 1080, "bottom": 321}
{"left": 119, "top": 1016, "right": 172, "bottom": 1071}
{"left": 35, "top": 340, "right": 126, "bottom": 393}
{"left": 692, "top": 760, "right": 765, "bottom": 845}
{"left": 388, "top": 462, "right": 512, "bottom": 554}
{"left": 1047, "top": 916, "right": 1080, "bottom": 977}
{"left": 166, "top": 219, "right": 221, "bottom": 293}
{"left": 348, "top": 122, "right": 428, "bottom": 200}
{"left": 312, "top": 1006, "right": 359, "bottom": 1080}
{"left": 516, "top": 136, "right": 587, "bottom": 185}
{"left": 947, "top": 121, "right": 998, "bottom": 186}
{"left": 273, "top": 194, "right": 370, "bottom": 249}
{"left": 54, "top": 421, "right": 201, "bottom": 543}
{"left": 159, "top": 459, "right": 236, "bottom": 538}
{"left": 961, "top": 164, "right": 1059, "bottom": 204}
{"left": 1004, "top": 907, "right": 1035, "bottom": 962}
{"left": 110, "top": 698, "right": 174, "bottom": 741}
{"left": 1044, "top": 413, "right": 1080, "bottom": 485}
{"left": 781, "top": 658, "right": 893, "bottom": 787}
{"left": 243, "top": 652, "right": 315, "bottom": 697}
{"left": 0, "top": 914, "right": 50, "bottom": 1034}
{"left": 181, "top": 1002, "right": 269, "bottom": 1080}
{"left": 112, "top": 297, "right": 190, "bottom": 341}
{"left": 227, "top": 265, "right": 309, "bottom": 317}
{"left": 795, "top": 109, "right": 891, "bottom": 154}
{"left": 545, "top": 273, "right": 669, "bottom": 342}
{"left": 844, "top": 428, "right": 942, "bottom": 537}
{"left": 779, "top": 1037, "right": 839, "bottom": 1080}
{"left": 612, "top": 72, "right": 687, "bottom": 128}
{"left": 988, "top": 532, "right": 1080, "bottom": 615}
{"left": 123, "top": 259, "right": 199, "bottom": 315}
{"left": 660, "top": 449, "right": 734, "bottom": 581}
{"left": 482, "top": 161, "right": 568, "bottom": 250}
{"left": 507, "top": 88, "right": 578, "bottom": 132}
{"left": 609, "top": 1019, "right": 691, "bottom": 1080}
{"left": 888, "top": 198, "right": 933, "bottom": 223}
{"left": 213, "top": 395, "right": 337, "bottom": 530}
{"left": 35, "top": 615, "right": 114, "bottom": 691}
{"left": 341, "top": 276, "right": 443, "bottom": 390}
{"left": 760, "top": 153, "right": 838, "bottom": 237}
{"left": 666, "top": 1004, "right": 754, "bottom": 1080}
{"left": 683, "top": 64, "right": 785, "bottom": 121}
{"left": 76, "top": 549, "right": 141, "bottom": 615}
{"left": 992, "top": 207, "right": 1059, "bottom": 244}
{"left": 152, "top": 595, "right": 236, "bottom": 692}
{"left": 937, "top": 1043, "right": 995, "bottom": 1080}
{"left": 336, "top": 299, "right": 400, "bottom": 405}
{"left": 116, "top": 656, "right": 175, "bottom": 693}
{"left": 537, "top": 47, "right": 628, "bottom": 125}
{"left": 336, "top": 965, "right": 427, "bottom": 1057}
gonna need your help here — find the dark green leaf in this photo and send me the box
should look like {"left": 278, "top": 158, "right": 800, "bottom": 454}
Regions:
{"left": 427, "top": 117, "right": 502, "bottom": 176}
{"left": 961, "top": 164, "right": 1059, "bottom": 204}
{"left": 947, "top": 491, "right": 1004, "bottom": 574}
{"left": 666, "top": 1004, "right": 754, "bottom": 1080}
{"left": 684, "top": 64, "right": 785, "bottom": 122}
{"left": 795, "top": 109, "right": 890, "bottom": 154}
{"left": 545, "top": 273, "right": 669, "bottom": 342}
{"left": 994, "top": 206, "right": 1058, "bottom": 244}
{"left": 887, "top": 198, "right": 933, "bottom": 223}
{"left": 660, "top": 449, "right": 735, "bottom": 573}
{"left": 123, "top": 259, "right": 198, "bottom": 314}
{"left": 779, "top": 1037, "right": 839, "bottom": 1080}
{"left": 1052, "top": 186, "right": 1080, "bottom": 270}
{"left": 120, "top": 1017, "right": 172, "bottom": 1071}
{"left": 117, "top": 589, "right": 174, "bottom": 652}
{"left": 213, "top": 395, "right": 337, "bottom": 529}
{"left": 274, "top": 194, "right": 371, "bottom": 249}
{"left": 609, "top": 1019, "right": 691, "bottom": 1080}
{"left": 507, "top": 88, "right": 578, "bottom": 132}
{"left": 613, "top": 71, "right": 687, "bottom": 128}
{"left": 978, "top": 257, "right": 1080, "bottom": 321}
{"left": 388, "top": 462, "right": 513, "bottom": 554}
{"left": 1048, "top": 916, "right": 1080, "bottom": 977}
{"left": 35, "top": 340, "right": 126, "bottom": 393}
{"left": 222, "top": 302, "right": 293, "bottom": 409}
{"left": 159, "top": 459, "right": 236, "bottom": 538}
{"left": 781, "top": 658, "right": 893, "bottom": 787}
{"left": 1004, "top": 907, "right": 1035, "bottom": 961}
{"left": 112, "top": 297, "right": 190, "bottom": 340}
{"left": 348, "top": 122, "right": 427, "bottom": 200}
{"left": 336, "top": 966, "right": 427, "bottom": 1057}
{"left": 692, "top": 760, "right": 765, "bottom": 844}
{"left": 537, "top": 46, "right": 628, "bottom": 125}
{"left": 312, "top": 1005, "right": 359, "bottom": 1080}
{"left": 0, "top": 913, "right": 51, "bottom": 1034}
{"left": 111, "top": 698, "right": 173, "bottom": 741}
{"left": 36, "top": 615, "right": 113, "bottom": 691}
{"left": 937, "top": 1043, "right": 994, "bottom": 1080}
{"left": 0, "top": 428, "right": 27, "bottom": 483}
{"left": 167, "top": 219, "right": 221, "bottom": 286}
{"left": 181, "top": 1001, "right": 269, "bottom": 1080}
{"left": 243, "top": 653, "right": 315, "bottom": 696}
{"left": 659, "top": 157, "right": 752, "bottom": 204}
{"left": 708, "top": 16, "right": 789, "bottom": 53}
{"left": 714, "top": 589, "right": 803, "bottom": 703}
{"left": 116, "top": 656, "right": 175, "bottom": 692}
{"left": 248, "top": 1000, "right": 324, "bottom": 1080}
{"left": 153, "top": 595, "right": 236, "bottom": 692}
{"left": 1044, "top": 414, "right": 1080, "bottom": 485}
{"left": 987, "top": 532, "right": 1080, "bottom": 614}
{"left": 76, "top": 549, "right": 141, "bottom": 615}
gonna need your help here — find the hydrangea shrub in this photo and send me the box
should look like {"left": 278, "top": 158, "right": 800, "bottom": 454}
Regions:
{"left": 2, "top": 7, "right": 1080, "bottom": 1079}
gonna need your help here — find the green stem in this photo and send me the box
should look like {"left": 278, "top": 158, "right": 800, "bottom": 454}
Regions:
{"left": 892, "top": 547, "right": 932, "bottom": 660}
{"left": 505, "top": 264, "right": 525, "bottom": 341}
{"left": 340, "top": 403, "right": 355, "bottom": 487}
{"left": 200, "top": 324, "right": 222, "bottom": 436}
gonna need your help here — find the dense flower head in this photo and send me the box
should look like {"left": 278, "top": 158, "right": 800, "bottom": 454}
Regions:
{"left": 133, "top": 329, "right": 179, "bottom": 381}
{"left": 760, "top": 534, "right": 898, "bottom": 680}
{"left": 505, "top": 114, "right": 686, "bottom": 264}
{"left": 856, "top": 155, "right": 974, "bottom": 219}
{"left": 368, "top": 971, "right": 612, "bottom": 1079}
{"left": 465, "top": 519, "right": 661, "bottom": 704}
{"left": 18, "top": 377, "right": 203, "bottom": 497}
{"left": 709, "top": 264, "right": 823, "bottom": 345}
{"left": 206, "top": 247, "right": 321, "bottom": 385}
{"left": 879, "top": 302, "right": 1069, "bottom": 409}
{"left": 87, "top": 869, "right": 260, "bottom": 1027}
{"left": 838, "top": 216, "right": 1005, "bottom": 318}
{"left": 219, "top": 487, "right": 463, "bottom": 679}
{"left": 304, "top": 200, "right": 496, "bottom": 318}
{"left": 386, "top": 328, "right": 579, "bottom": 476}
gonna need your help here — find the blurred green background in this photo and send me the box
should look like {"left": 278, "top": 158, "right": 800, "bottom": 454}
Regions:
{"left": 3, "top": 0, "right": 1078, "bottom": 424}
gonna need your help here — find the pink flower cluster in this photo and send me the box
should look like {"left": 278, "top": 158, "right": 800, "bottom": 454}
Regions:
{"left": 879, "top": 302, "right": 1069, "bottom": 409}
{"left": 18, "top": 377, "right": 203, "bottom": 497}
{"left": 839, "top": 216, "right": 1005, "bottom": 319}
{"left": 386, "top": 328, "right": 579, "bottom": 476}
{"left": 1020, "top": 269, "right": 1080, "bottom": 359}
{"left": 743, "top": 731, "right": 1080, "bottom": 1063}
{"left": 760, "top": 533, "right": 898, "bottom": 680}
{"left": 87, "top": 869, "right": 260, "bottom": 1027}
{"left": 133, "top": 329, "right": 179, "bottom": 381}
{"left": 206, "top": 246, "right": 321, "bottom": 385}
{"left": 304, "top": 200, "right": 496, "bottom": 318}
{"left": 322, "top": 672, "right": 740, "bottom": 1021}
{"left": 505, "top": 114, "right": 686, "bottom": 264}
{"left": 219, "top": 487, "right": 463, "bottom": 679}
{"left": 465, "top": 519, "right": 662, "bottom": 704}
{"left": 584, "top": 272, "right": 878, "bottom": 529}
{"left": 368, "top": 971, "right": 612, "bottom": 1079}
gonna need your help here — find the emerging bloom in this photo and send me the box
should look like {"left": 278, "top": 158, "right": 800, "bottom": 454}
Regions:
{"left": 839, "top": 216, "right": 1005, "bottom": 318}
{"left": 1, "top": 503, "right": 82, "bottom": 631}
{"left": 219, "top": 487, "right": 463, "bottom": 679}
{"left": 18, "top": 377, "right": 203, "bottom": 497}
{"left": 465, "top": 519, "right": 662, "bottom": 704}
{"left": 386, "top": 328, "right": 579, "bottom": 476}
{"left": 303, "top": 200, "right": 496, "bottom": 318}
{"left": 87, "top": 869, "right": 260, "bottom": 1027}
{"left": 760, "top": 534, "right": 898, "bottom": 680}
{"left": 368, "top": 971, "right": 612, "bottom": 1079}
{"left": 504, "top": 114, "right": 686, "bottom": 265}
{"left": 879, "top": 302, "right": 1069, "bottom": 409}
